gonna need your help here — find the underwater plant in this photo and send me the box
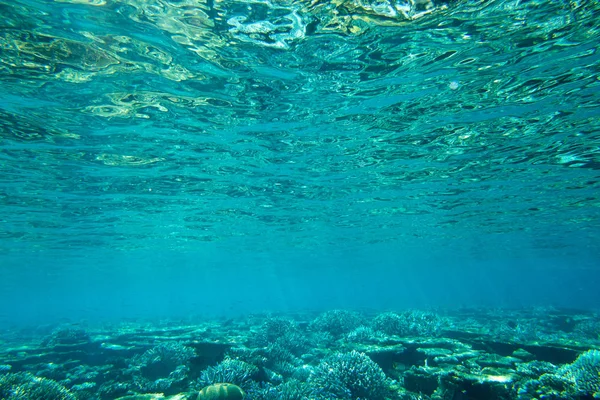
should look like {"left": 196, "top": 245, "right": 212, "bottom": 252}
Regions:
{"left": 308, "top": 350, "right": 392, "bottom": 399}
{"left": 0, "top": 371, "right": 76, "bottom": 400}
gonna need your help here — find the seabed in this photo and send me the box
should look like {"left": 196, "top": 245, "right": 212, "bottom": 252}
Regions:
{"left": 1, "top": 308, "right": 599, "bottom": 399}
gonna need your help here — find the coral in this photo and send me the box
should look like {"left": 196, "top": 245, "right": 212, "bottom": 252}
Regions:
{"left": 514, "top": 375, "right": 573, "bottom": 400}
{"left": 35, "top": 361, "right": 69, "bottom": 382}
{"left": 290, "top": 364, "right": 313, "bottom": 382}
{"left": 515, "top": 378, "right": 543, "bottom": 399}
{"left": 0, "top": 372, "right": 76, "bottom": 400}
{"left": 136, "top": 341, "right": 196, "bottom": 372}
{"left": 198, "top": 383, "right": 245, "bottom": 400}
{"left": 71, "top": 381, "right": 96, "bottom": 391}
{"left": 97, "top": 381, "right": 131, "bottom": 398}
{"left": 254, "top": 317, "right": 310, "bottom": 357}
{"left": 246, "top": 379, "right": 314, "bottom": 400}
{"left": 265, "top": 342, "right": 300, "bottom": 367}
{"left": 275, "top": 379, "right": 314, "bottom": 400}
{"left": 227, "top": 347, "right": 268, "bottom": 368}
{"left": 245, "top": 381, "right": 278, "bottom": 400}
{"left": 257, "top": 317, "right": 298, "bottom": 345}
{"left": 309, "top": 310, "right": 363, "bottom": 337}
{"left": 262, "top": 367, "right": 284, "bottom": 384}
{"left": 70, "top": 381, "right": 97, "bottom": 399}
{"left": 559, "top": 349, "right": 600, "bottom": 396}
{"left": 574, "top": 318, "right": 600, "bottom": 340}
{"left": 515, "top": 360, "right": 557, "bottom": 378}
{"left": 3, "top": 308, "right": 600, "bottom": 400}
{"left": 496, "top": 319, "right": 546, "bottom": 342}
{"left": 41, "top": 326, "right": 91, "bottom": 347}
{"left": 372, "top": 311, "right": 445, "bottom": 337}
{"left": 198, "top": 358, "right": 259, "bottom": 389}
{"left": 515, "top": 351, "right": 600, "bottom": 399}
{"left": 346, "top": 325, "right": 384, "bottom": 343}
{"left": 130, "top": 341, "right": 195, "bottom": 393}
{"left": 277, "top": 330, "right": 311, "bottom": 356}
{"left": 373, "top": 312, "right": 406, "bottom": 335}
{"left": 308, "top": 350, "right": 392, "bottom": 399}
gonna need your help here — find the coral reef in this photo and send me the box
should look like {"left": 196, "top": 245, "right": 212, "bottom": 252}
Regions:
{"left": 0, "top": 308, "right": 598, "bottom": 400}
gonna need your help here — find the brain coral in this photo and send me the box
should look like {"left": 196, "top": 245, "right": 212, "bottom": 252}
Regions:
{"left": 198, "top": 383, "right": 245, "bottom": 400}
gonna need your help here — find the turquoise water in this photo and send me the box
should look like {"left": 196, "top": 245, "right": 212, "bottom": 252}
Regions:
{"left": 1, "top": 0, "right": 600, "bottom": 326}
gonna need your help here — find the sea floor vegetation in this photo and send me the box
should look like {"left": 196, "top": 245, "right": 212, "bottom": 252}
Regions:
{"left": 1, "top": 308, "right": 599, "bottom": 400}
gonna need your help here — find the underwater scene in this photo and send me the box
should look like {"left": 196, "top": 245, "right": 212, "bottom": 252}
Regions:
{"left": 1, "top": 0, "right": 600, "bottom": 399}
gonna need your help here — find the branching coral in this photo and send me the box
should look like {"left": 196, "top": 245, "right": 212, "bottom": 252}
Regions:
{"left": 310, "top": 310, "right": 363, "bottom": 337}
{"left": 257, "top": 317, "right": 298, "bottom": 345}
{"left": 198, "top": 358, "right": 259, "bottom": 390}
{"left": 130, "top": 341, "right": 195, "bottom": 393}
{"left": 373, "top": 310, "right": 445, "bottom": 337}
{"left": 308, "top": 350, "right": 392, "bottom": 400}
{"left": 346, "top": 325, "right": 384, "bottom": 343}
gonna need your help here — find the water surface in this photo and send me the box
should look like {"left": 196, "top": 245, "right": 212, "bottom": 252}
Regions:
{"left": 0, "top": 0, "right": 599, "bottom": 324}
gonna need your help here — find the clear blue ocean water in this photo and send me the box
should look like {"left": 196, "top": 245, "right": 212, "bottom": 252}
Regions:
{"left": 2, "top": 2, "right": 600, "bottom": 400}
{"left": 0, "top": 0, "right": 599, "bottom": 326}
